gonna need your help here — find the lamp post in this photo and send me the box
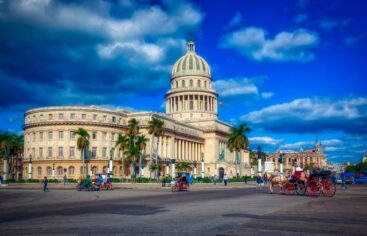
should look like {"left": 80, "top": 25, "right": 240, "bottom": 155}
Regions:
{"left": 171, "top": 159, "right": 175, "bottom": 177}
{"left": 193, "top": 161, "right": 197, "bottom": 179}
{"left": 28, "top": 154, "right": 32, "bottom": 179}
{"left": 200, "top": 153, "right": 205, "bottom": 178}
{"left": 278, "top": 152, "right": 284, "bottom": 176}
{"left": 52, "top": 163, "right": 55, "bottom": 180}
{"left": 165, "top": 158, "right": 170, "bottom": 176}
{"left": 109, "top": 149, "right": 113, "bottom": 175}
{"left": 257, "top": 146, "right": 262, "bottom": 176}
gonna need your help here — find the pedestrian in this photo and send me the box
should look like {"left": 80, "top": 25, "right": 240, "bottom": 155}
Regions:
{"left": 256, "top": 175, "right": 263, "bottom": 190}
{"left": 162, "top": 175, "right": 166, "bottom": 187}
{"left": 223, "top": 173, "right": 228, "bottom": 186}
{"left": 0, "top": 175, "right": 3, "bottom": 185}
{"left": 244, "top": 175, "right": 247, "bottom": 184}
{"left": 43, "top": 176, "right": 49, "bottom": 192}
{"left": 341, "top": 173, "right": 347, "bottom": 189}
{"left": 63, "top": 174, "right": 67, "bottom": 185}
{"left": 263, "top": 174, "right": 268, "bottom": 186}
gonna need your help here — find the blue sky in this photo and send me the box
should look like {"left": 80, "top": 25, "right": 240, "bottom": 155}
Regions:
{"left": 0, "top": 0, "right": 366, "bottom": 163}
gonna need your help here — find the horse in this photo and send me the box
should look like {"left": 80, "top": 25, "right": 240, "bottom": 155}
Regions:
{"left": 267, "top": 172, "right": 290, "bottom": 194}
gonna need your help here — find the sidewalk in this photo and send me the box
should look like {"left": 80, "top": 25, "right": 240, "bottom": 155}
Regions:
{"left": 0, "top": 182, "right": 257, "bottom": 190}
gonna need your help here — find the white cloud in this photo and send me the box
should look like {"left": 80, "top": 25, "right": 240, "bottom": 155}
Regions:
{"left": 241, "top": 97, "right": 367, "bottom": 134}
{"left": 227, "top": 12, "right": 242, "bottom": 28}
{"left": 319, "top": 18, "right": 350, "bottom": 31}
{"left": 261, "top": 92, "right": 274, "bottom": 99}
{"left": 213, "top": 77, "right": 259, "bottom": 97}
{"left": 294, "top": 14, "right": 307, "bottom": 23}
{"left": 249, "top": 136, "right": 283, "bottom": 146}
{"left": 221, "top": 27, "right": 319, "bottom": 62}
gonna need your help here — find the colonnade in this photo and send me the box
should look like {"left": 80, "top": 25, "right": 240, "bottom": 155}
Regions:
{"left": 155, "top": 135, "right": 203, "bottom": 162}
{"left": 166, "top": 94, "right": 217, "bottom": 113}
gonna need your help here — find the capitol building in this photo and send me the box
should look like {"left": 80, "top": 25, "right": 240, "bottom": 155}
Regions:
{"left": 23, "top": 41, "right": 250, "bottom": 180}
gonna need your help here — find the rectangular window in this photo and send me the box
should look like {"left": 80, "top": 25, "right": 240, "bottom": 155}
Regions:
{"left": 103, "top": 132, "right": 107, "bottom": 141}
{"left": 32, "top": 148, "right": 35, "bottom": 158}
{"left": 93, "top": 114, "right": 97, "bottom": 120}
{"left": 32, "top": 132, "right": 36, "bottom": 142}
{"left": 103, "top": 115, "right": 107, "bottom": 121}
{"left": 70, "top": 113, "right": 75, "bottom": 119}
{"left": 48, "top": 131, "right": 53, "bottom": 140}
{"left": 48, "top": 114, "right": 53, "bottom": 120}
{"left": 112, "top": 116, "right": 116, "bottom": 122}
{"left": 82, "top": 114, "right": 86, "bottom": 119}
{"left": 92, "top": 147, "right": 97, "bottom": 158}
{"left": 48, "top": 147, "right": 52, "bottom": 157}
{"left": 70, "top": 131, "right": 75, "bottom": 139}
{"left": 102, "top": 147, "right": 107, "bottom": 158}
{"left": 58, "top": 113, "right": 64, "bottom": 120}
{"left": 39, "top": 132, "right": 43, "bottom": 141}
{"left": 111, "top": 133, "right": 115, "bottom": 141}
{"left": 189, "top": 101, "right": 193, "bottom": 110}
{"left": 58, "top": 147, "right": 63, "bottom": 157}
{"left": 59, "top": 131, "right": 64, "bottom": 140}
{"left": 39, "top": 147, "right": 43, "bottom": 158}
{"left": 92, "top": 132, "right": 97, "bottom": 140}
{"left": 69, "top": 147, "right": 75, "bottom": 157}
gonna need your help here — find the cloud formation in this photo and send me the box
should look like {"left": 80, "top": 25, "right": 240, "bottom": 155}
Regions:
{"left": 221, "top": 27, "right": 319, "bottom": 62}
{"left": 0, "top": 0, "right": 203, "bottom": 110}
{"left": 241, "top": 97, "right": 367, "bottom": 134}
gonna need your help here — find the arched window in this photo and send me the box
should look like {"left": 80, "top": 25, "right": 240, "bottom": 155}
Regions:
{"left": 57, "top": 166, "right": 63, "bottom": 175}
{"left": 92, "top": 166, "right": 97, "bottom": 175}
{"left": 80, "top": 166, "right": 86, "bottom": 176}
{"left": 68, "top": 166, "right": 75, "bottom": 175}
{"left": 47, "top": 167, "right": 52, "bottom": 175}
{"left": 198, "top": 80, "right": 201, "bottom": 87}
{"left": 189, "top": 80, "right": 193, "bottom": 87}
{"left": 37, "top": 167, "right": 42, "bottom": 176}
{"left": 182, "top": 80, "right": 185, "bottom": 87}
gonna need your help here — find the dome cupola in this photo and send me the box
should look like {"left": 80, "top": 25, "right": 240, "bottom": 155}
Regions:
{"left": 171, "top": 40, "right": 211, "bottom": 79}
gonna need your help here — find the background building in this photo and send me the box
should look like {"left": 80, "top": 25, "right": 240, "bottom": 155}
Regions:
{"left": 23, "top": 41, "right": 250, "bottom": 180}
{"left": 266, "top": 141, "right": 326, "bottom": 172}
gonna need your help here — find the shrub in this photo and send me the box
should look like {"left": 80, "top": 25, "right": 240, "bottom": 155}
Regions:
{"left": 67, "top": 178, "right": 78, "bottom": 183}
{"left": 26, "top": 179, "right": 40, "bottom": 183}
{"left": 48, "top": 179, "right": 59, "bottom": 183}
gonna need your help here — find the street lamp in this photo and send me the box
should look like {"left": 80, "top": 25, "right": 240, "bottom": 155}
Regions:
{"left": 165, "top": 158, "right": 170, "bottom": 176}
{"left": 257, "top": 146, "right": 262, "bottom": 176}
{"left": 28, "top": 154, "right": 32, "bottom": 179}
{"left": 278, "top": 152, "right": 284, "bottom": 176}
{"left": 52, "top": 163, "right": 55, "bottom": 180}
{"left": 109, "top": 149, "right": 113, "bottom": 175}
{"left": 200, "top": 153, "right": 205, "bottom": 178}
{"left": 193, "top": 161, "right": 197, "bottom": 179}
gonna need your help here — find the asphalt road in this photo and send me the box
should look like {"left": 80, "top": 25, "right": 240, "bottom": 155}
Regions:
{"left": 0, "top": 185, "right": 366, "bottom": 235}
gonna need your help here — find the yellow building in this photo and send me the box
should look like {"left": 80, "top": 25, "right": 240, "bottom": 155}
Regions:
{"left": 23, "top": 41, "right": 250, "bottom": 180}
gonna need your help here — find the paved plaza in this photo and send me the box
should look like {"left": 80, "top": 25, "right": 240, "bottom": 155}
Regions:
{"left": 0, "top": 184, "right": 366, "bottom": 235}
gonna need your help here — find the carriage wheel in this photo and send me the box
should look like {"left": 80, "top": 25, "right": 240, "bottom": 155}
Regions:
{"left": 283, "top": 182, "right": 296, "bottom": 195}
{"left": 296, "top": 182, "right": 306, "bottom": 196}
{"left": 321, "top": 180, "right": 336, "bottom": 197}
{"left": 306, "top": 179, "right": 320, "bottom": 197}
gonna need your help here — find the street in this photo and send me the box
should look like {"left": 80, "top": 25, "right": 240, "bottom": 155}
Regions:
{"left": 0, "top": 184, "right": 366, "bottom": 235}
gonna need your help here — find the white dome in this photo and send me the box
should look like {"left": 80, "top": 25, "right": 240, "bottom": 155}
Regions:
{"left": 171, "top": 41, "right": 211, "bottom": 79}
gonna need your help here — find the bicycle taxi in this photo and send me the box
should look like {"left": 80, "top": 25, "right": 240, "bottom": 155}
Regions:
{"left": 171, "top": 172, "right": 191, "bottom": 192}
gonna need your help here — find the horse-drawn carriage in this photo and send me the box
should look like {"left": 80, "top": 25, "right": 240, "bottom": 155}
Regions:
{"left": 269, "top": 169, "right": 336, "bottom": 197}
{"left": 171, "top": 172, "right": 190, "bottom": 192}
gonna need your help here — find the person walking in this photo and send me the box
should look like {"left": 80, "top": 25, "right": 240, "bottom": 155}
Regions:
{"left": 162, "top": 175, "right": 166, "bottom": 187}
{"left": 223, "top": 173, "right": 228, "bottom": 186}
{"left": 256, "top": 175, "right": 263, "bottom": 190}
{"left": 63, "top": 174, "right": 68, "bottom": 185}
{"left": 244, "top": 175, "right": 248, "bottom": 184}
{"left": 0, "top": 175, "right": 3, "bottom": 185}
{"left": 341, "top": 173, "right": 347, "bottom": 189}
{"left": 263, "top": 174, "right": 268, "bottom": 186}
{"left": 43, "top": 176, "right": 49, "bottom": 192}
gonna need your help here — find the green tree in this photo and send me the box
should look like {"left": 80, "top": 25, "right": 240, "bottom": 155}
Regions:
{"left": 227, "top": 124, "right": 251, "bottom": 176}
{"left": 137, "top": 134, "right": 148, "bottom": 176}
{"left": 73, "top": 128, "right": 90, "bottom": 177}
{"left": 0, "top": 131, "right": 24, "bottom": 180}
{"left": 115, "top": 134, "right": 128, "bottom": 177}
{"left": 148, "top": 117, "right": 164, "bottom": 179}
{"left": 176, "top": 162, "right": 192, "bottom": 172}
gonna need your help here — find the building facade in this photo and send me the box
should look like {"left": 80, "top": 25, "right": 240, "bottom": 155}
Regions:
{"left": 266, "top": 141, "right": 326, "bottom": 172}
{"left": 22, "top": 41, "right": 250, "bottom": 180}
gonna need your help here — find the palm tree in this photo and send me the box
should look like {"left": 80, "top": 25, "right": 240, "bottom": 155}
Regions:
{"left": 137, "top": 135, "right": 148, "bottom": 176}
{"left": 0, "top": 131, "right": 12, "bottom": 180}
{"left": 0, "top": 132, "right": 24, "bottom": 180}
{"left": 116, "top": 134, "right": 128, "bottom": 178}
{"left": 227, "top": 124, "right": 251, "bottom": 176}
{"left": 73, "top": 128, "right": 90, "bottom": 178}
{"left": 147, "top": 117, "right": 164, "bottom": 179}
{"left": 176, "top": 161, "right": 191, "bottom": 172}
{"left": 127, "top": 118, "right": 139, "bottom": 136}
